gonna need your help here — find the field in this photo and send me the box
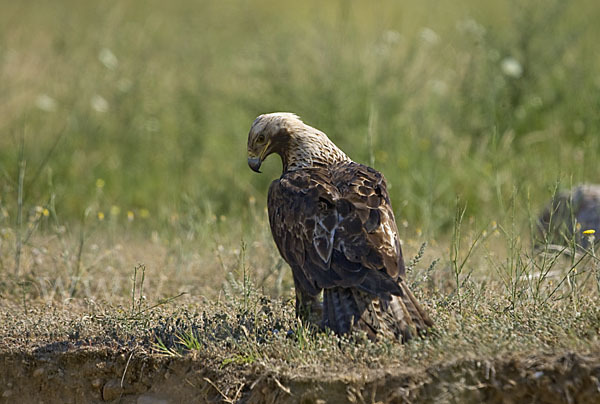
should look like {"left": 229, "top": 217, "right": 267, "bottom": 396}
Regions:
{"left": 2, "top": 0, "right": 600, "bottom": 402}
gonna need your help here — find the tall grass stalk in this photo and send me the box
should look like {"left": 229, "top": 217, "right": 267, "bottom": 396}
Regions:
{"left": 450, "top": 200, "right": 487, "bottom": 318}
{"left": 367, "top": 102, "right": 377, "bottom": 168}
{"left": 14, "top": 136, "right": 25, "bottom": 276}
{"left": 131, "top": 263, "right": 146, "bottom": 315}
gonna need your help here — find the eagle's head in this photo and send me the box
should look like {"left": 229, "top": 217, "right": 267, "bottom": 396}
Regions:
{"left": 247, "top": 112, "right": 348, "bottom": 173}
{"left": 247, "top": 112, "right": 300, "bottom": 173}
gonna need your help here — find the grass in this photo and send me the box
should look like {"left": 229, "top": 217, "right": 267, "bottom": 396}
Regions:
{"left": 1, "top": 0, "right": 600, "bottom": 235}
{"left": 2, "top": 0, "right": 600, "bottom": 401}
{"left": 1, "top": 230, "right": 600, "bottom": 401}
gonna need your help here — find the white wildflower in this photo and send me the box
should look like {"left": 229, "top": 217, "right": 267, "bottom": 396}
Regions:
{"left": 98, "top": 48, "right": 118, "bottom": 70}
{"left": 383, "top": 30, "right": 401, "bottom": 45}
{"left": 35, "top": 94, "right": 57, "bottom": 112}
{"left": 91, "top": 95, "right": 109, "bottom": 113}
{"left": 457, "top": 18, "right": 486, "bottom": 37}
{"left": 501, "top": 57, "right": 523, "bottom": 78}
{"left": 419, "top": 28, "right": 439, "bottom": 45}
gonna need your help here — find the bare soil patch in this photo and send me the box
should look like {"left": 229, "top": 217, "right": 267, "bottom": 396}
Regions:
{"left": 2, "top": 348, "right": 600, "bottom": 403}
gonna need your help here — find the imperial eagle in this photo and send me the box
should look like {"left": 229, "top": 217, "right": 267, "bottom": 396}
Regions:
{"left": 247, "top": 113, "right": 433, "bottom": 341}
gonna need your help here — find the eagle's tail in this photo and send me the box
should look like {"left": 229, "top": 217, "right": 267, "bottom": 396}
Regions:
{"left": 322, "top": 283, "right": 433, "bottom": 342}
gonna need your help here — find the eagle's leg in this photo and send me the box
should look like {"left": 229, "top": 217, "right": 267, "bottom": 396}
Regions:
{"left": 294, "top": 288, "right": 323, "bottom": 328}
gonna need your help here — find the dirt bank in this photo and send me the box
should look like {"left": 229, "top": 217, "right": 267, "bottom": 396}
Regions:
{"left": 2, "top": 347, "right": 600, "bottom": 403}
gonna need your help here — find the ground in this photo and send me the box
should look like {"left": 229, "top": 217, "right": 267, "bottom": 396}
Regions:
{"left": 2, "top": 0, "right": 600, "bottom": 402}
{"left": 1, "top": 233, "right": 600, "bottom": 403}
{"left": 2, "top": 299, "right": 600, "bottom": 403}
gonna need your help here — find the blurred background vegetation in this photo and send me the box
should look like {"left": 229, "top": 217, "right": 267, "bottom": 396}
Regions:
{"left": 1, "top": 0, "right": 599, "bottom": 240}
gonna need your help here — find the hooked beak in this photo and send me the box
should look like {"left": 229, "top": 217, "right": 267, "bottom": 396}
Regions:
{"left": 248, "top": 139, "right": 271, "bottom": 173}
{"left": 248, "top": 156, "right": 262, "bottom": 173}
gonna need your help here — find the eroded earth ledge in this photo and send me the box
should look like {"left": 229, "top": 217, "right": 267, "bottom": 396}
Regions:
{"left": 2, "top": 347, "right": 600, "bottom": 403}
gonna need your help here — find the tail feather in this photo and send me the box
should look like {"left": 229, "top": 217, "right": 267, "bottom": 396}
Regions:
{"left": 400, "top": 281, "right": 435, "bottom": 329}
{"left": 323, "top": 287, "right": 359, "bottom": 335}
{"left": 322, "top": 282, "right": 433, "bottom": 341}
{"left": 350, "top": 288, "right": 381, "bottom": 339}
{"left": 385, "top": 293, "right": 414, "bottom": 341}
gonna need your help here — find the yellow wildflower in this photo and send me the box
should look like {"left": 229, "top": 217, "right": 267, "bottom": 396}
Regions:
{"left": 96, "top": 178, "right": 105, "bottom": 189}
{"left": 98, "top": 212, "right": 105, "bottom": 220}
{"left": 583, "top": 229, "right": 596, "bottom": 235}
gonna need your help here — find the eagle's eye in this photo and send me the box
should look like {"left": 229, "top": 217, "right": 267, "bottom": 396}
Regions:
{"left": 256, "top": 134, "right": 266, "bottom": 144}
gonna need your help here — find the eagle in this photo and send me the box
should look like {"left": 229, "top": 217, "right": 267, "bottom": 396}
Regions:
{"left": 247, "top": 113, "right": 433, "bottom": 341}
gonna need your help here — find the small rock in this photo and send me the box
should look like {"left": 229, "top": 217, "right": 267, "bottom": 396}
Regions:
{"left": 2, "top": 390, "right": 13, "bottom": 398}
{"left": 91, "top": 378, "right": 103, "bottom": 388}
{"left": 33, "top": 367, "right": 45, "bottom": 377}
{"left": 102, "top": 379, "right": 124, "bottom": 401}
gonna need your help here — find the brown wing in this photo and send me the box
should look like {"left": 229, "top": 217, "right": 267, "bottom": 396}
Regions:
{"left": 267, "top": 161, "right": 406, "bottom": 299}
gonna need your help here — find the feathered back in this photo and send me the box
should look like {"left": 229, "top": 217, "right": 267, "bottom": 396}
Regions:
{"left": 268, "top": 161, "right": 433, "bottom": 340}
